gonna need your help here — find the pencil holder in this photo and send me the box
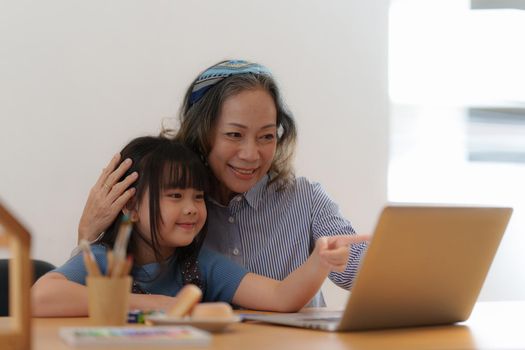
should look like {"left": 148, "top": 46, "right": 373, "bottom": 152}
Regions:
{"left": 86, "top": 276, "right": 132, "bottom": 326}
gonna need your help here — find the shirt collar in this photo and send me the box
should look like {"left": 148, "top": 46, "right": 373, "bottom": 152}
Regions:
{"left": 243, "top": 174, "right": 270, "bottom": 209}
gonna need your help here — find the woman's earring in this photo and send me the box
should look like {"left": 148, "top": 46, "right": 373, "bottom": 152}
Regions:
{"left": 124, "top": 208, "right": 139, "bottom": 222}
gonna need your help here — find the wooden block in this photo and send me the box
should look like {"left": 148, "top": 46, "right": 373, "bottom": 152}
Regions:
{"left": 0, "top": 201, "right": 32, "bottom": 350}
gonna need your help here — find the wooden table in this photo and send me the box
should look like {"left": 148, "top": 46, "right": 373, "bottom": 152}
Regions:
{"left": 2, "top": 301, "right": 525, "bottom": 349}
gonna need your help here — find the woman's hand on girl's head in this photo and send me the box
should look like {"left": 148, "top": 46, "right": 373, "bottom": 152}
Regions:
{"left": 315, "top": 234, "right": 370, "bottom": 273}
{"left": 77, "top": 153, "right": 138, "bottom": 243}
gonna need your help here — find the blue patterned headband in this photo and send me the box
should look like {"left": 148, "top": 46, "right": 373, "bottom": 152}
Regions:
{"left": 189, "top": 60, "right": 272, "bottom": 107}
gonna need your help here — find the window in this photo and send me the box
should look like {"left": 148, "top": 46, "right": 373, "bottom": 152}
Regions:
{"left": 389, "top": 0, "right": 525, "bottom": 300}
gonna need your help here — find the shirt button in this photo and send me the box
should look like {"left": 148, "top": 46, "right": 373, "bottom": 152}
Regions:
{"left": 228, "top": 216, "right": 235, "bottom": 223}
{"left": 235, "top": 196, "right": 242, "bottom": 202}
{"left": 233, "top": 248, "right": 240, "bottom": 256}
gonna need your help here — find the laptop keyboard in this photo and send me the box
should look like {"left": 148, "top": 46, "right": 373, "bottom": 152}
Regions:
{"left": 301, "top": 317, "right": 341, "bottom": 323}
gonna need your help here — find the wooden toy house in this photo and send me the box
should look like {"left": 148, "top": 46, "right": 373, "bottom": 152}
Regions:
{"left": 0, "top": 202, "right": 32, "bottom": 350}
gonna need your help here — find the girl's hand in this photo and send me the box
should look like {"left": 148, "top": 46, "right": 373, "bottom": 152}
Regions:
{"left": 77, "top": 153, "right": 138, "bottom": 243}
{"left": 315, "top": 234, "right": 370, "bottom": 272}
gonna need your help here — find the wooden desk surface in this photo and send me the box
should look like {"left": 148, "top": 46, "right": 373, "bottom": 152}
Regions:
{"left": 2, "top": 301, "right": 525, "bottom": 349}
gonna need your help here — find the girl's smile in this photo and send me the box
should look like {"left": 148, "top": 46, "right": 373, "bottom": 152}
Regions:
{"left": 176, "top": 222, "right": 198, "bottom": 230}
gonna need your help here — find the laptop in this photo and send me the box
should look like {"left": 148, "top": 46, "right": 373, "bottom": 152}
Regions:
{"left": 243, "top": 205, "right": 513, "bottom": 331}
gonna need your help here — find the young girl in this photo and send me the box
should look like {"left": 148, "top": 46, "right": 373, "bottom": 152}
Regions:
{"left": 32, "top": 136, "right": 366, "bottom": 316}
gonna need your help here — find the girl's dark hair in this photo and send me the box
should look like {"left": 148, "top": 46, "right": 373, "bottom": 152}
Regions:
{"left": 99, "top": 136, "right": 209, "bottom": 288}
{"left": 167, "top": 61, "right": 297, "bottom": 191}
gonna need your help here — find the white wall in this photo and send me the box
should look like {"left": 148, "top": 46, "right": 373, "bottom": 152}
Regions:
{"left": 0, "top": 0, "right": 389, "bottom": 308}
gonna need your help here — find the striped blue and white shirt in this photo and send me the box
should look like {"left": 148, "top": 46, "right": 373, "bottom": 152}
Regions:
{"left": 204, "top": 174, "right": 368, "bottom": 307}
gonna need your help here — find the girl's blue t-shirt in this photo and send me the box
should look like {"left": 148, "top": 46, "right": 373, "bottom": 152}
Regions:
{"left": 53, "top": 244, "right": 248, "bottom": 303}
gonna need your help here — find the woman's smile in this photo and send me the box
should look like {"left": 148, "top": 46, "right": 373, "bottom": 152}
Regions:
{"left": 228, "top": 164, "right": 259, "bottom": 179}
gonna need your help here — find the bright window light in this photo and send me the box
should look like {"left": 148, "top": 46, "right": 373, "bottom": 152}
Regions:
{"left": 389, "top": 0, "right": 525, "bottom": 105}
